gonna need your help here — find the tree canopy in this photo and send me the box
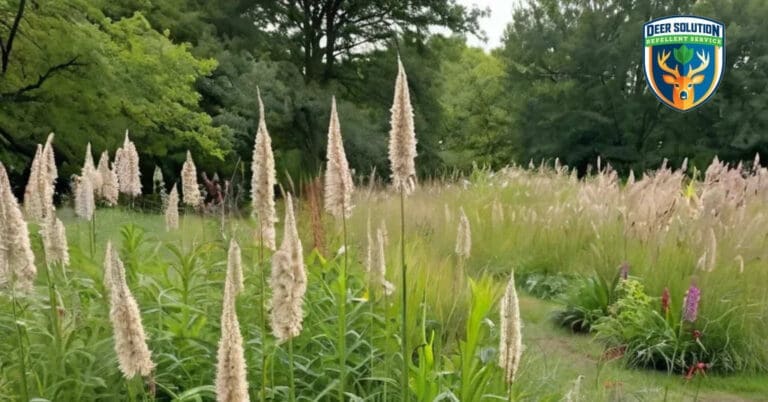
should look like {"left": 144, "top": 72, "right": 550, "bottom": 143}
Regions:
{"left": 1, "top": 0, "right": 768, "bottom": 190}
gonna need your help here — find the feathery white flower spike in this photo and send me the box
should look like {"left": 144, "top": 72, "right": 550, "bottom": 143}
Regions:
{"left": 181, "top": 151, "right": 202, "bottom": 207}
{"left": 499, "top": 272, "right": 522, "bottom": 385}
{"left": 388, "top": 56, "right": 417, "bottom": 194}
{"left": 0, "top": 163, "right": 37, "bottom": 290}
{"left": 270, "top": 193, "right": 307, "bottom": 342}
{"left": 251, "top": 88, "right": 277, "bottom": 250}
{"left": 324, "top": 96, "right": 354, "bottom": 218}
{"left": 215, "top": 239, "right": 250, "bottom": 402}
{"left": 105, "top": 242, "right": 155, "bottom": 378}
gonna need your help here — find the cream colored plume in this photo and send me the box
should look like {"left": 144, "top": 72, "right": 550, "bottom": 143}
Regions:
{"left": 324, "top": 96, "right": 354, "bottom": 218}
{"left": 455, "top": 207, "right": 471, "bottom": 258}
{"left": 165, "top": 184, "right": 179, "bottom": 231}
{"left": 0, "top": 163, "right": 37, "bottom": 290}
{"left": 388, "top": 57, "right": 418, "bottom": 194}
{"left": 43, "top": 133, "right": 58, "bottom": 183}
{"left": 365, "top": 213, "right": 373, "bottom": 273}
{"left": 82, "top": 142, "right": 103, "bottom": 195}
{"left": 215, "top": 238, "right": 249, "bottom": 402}
{"left": 251, "top": 89, "right": 277, "bottom": 250}
{"left": 181, "top": 151, "right": 202, "bottom": 207}
{"left": 41, "top": 134, "right": 57, "bottom": 214}
{"left": 105, "top": 242, "right": 155, "bottom": 378}
{"left": 117, "top": 131, "right": 141, "bottom": 197}
{"left": 74, "top": 174, "right": 95, "bottom": 221}
{"left": 270, "top": 193, "right": 307, "bottom": 342}
{"left": 24, "top": 136, "right": 56, "bottom": 222}
{"left": 499, "top": 272, "right": 522, "bottom": 385}
{"left": 228, "top": 240, "right": 244, "bottom": 295}
{"left": 23, "top": 145, "right": 45, "bottom": 221}
{"left": 97, "top": 151, "right": 119, "bottom": 206}
{"left": 373, "top": 226, "right": 395, "bottom": 296}
{"left": 41, "top": 212, "right": 69, "bottom": 267}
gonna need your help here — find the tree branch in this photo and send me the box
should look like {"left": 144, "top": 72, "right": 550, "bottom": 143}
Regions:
{"left": 0, "top": 56, "right": 82, "bottom": 102}
{"left": 1, "top": 0, "right": 26, "bottom": 74}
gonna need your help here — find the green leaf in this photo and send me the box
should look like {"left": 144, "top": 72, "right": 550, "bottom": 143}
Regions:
{"left": 673, "top": 44, "right": 694, "bottom": 65}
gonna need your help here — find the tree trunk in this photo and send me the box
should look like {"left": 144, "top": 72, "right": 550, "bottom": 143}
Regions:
{"left": 323, "top": 0, "right": 340, "bottom": 82}
{"left": 1, "top": 0, "right": 26, "bottom": 74}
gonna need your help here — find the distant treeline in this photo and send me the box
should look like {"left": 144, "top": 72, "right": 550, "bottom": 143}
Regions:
{"left": 1, "top": 0, "right": 766, "bottom": 190}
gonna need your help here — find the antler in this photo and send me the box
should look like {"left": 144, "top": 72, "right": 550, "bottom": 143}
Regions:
{"left": 687, "top": 50, "right": 710, "bottom": 77}
{"left": 657, "top": 50, "right": 680, "bottom": 78}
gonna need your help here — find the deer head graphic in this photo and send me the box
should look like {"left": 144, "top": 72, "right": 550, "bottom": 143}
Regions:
{"left": 657, "top": 48, "right": 710, "bottom": 110}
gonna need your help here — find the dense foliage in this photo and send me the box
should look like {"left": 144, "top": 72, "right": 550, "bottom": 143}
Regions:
{"left": 3, "top": 0, "right": 768, "bottom": 183}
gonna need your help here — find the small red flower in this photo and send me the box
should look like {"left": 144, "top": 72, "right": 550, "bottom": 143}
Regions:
{"left": 684, "top": 361, "right": 710, "bottom": 380}
{"left": 692, "top": 329, "right": 702, "bottom": 340}
{"left": 661, "top": 287, "right": 670, "bottom": 315}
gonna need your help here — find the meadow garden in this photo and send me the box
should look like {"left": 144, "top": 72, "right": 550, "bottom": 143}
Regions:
{"left": 4, "top": 0, "right": 768, "bottom": 401}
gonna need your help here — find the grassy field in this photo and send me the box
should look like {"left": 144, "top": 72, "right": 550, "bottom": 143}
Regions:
{"left": 2, "top": 163, "right": 768, "bottom": 401}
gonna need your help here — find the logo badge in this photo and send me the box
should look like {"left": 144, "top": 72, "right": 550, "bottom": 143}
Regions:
{"left": 644, "top": 16, "right": 725, "bottom": 112}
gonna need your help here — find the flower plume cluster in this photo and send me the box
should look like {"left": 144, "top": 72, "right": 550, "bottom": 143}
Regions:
{"left": 270, "top": 193, "right": 307, "bottom": 342}
{"left": 181, "top": 151, "right": 202, "bottom": 207}
{"left": 324, "top": 96, "right": 354, "bottom": 218}
{"left": 116, "top": 131, "right": 141, "bottom": 197}
{"left": 0, "top": 163, "right": 36, "bottom": 290}
{"left": 499, "top": 272, "right": 522, "bottom": 385}
{"left": 215, "top": 239, "right": 249, "bottom": 402}
{"left": 105, "top": 242, "right": 155, "bottom": 378}
{"left": 388, "top": 57, "right": 417, "bottom": 194}
{"left": 251, "top": 89, "right": 277, "bottom": 250}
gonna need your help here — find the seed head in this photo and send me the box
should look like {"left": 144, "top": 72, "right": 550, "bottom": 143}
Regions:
{"left": 105, "top": 242, "right": 155, "bottom": 378}
{"left": 165, "top": 184, "right": 179, "bottom": 231}
{"left": 0, "top": 163, "right": 37, "bottom": 291}
{"left": 324, "top": 97, "right": 354, "bottom": 218}
{"left": 499, "top": 272, "right": 523, "bottom": 384}
{"left": 388, "top": 57, "right": 417, "bottom": 194}
{"left": 251, "top": 88, "right": 277, "bottom": 250}
{"left": 270, "top": 193, "right": 307, "bottom": 342}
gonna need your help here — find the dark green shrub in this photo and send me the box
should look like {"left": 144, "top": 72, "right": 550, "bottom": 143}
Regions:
{"left": 553, "top": 274, "right": 616, "bottom": 332}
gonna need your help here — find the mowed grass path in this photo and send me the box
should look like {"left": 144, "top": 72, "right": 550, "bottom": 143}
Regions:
{"left": 57, "top": 206, "right": 768, "bottom": 401}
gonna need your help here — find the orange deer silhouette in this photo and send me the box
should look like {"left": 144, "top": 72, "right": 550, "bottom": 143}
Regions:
{"left": 657, "top": 49, "right": 710, "bottom": 109}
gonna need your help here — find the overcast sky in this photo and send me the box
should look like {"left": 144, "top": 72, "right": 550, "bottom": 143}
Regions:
{"left": 459, "top": 0, "right": 516, "bottom": 50}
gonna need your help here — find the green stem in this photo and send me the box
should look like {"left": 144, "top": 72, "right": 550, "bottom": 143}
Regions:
{"left": 383, "top": 291, "right": 389, "bottom": 401}
{"left": 289, "top": 338, "right": 296, "bottom": 402}
{"left": 368, "top": 261, "right": 374, "bottom": 384}
{"left": 11, "top": 284, "right": 29, "bottom": 402}
{"left": 258, "top": 224, "right": 267, "bottom": 402}
{"left": 338, "top": 207, "right": 348, "bottom": 401}
{"left": 693, "top": 373, "right": 703, "bottom": 402}
{"left": 399, "top": 188, "right": 408, "bottom": 402}
{"left": 91, "top": 210, "right": 97, "bottom": 259}
{"left": 45, "top": 263, "right": 63, "bottom": 371}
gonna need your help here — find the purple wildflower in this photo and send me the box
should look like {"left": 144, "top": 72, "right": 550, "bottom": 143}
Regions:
{"left": 683, "top": 284, "right": 701, "bottom": 322}
{"left": 619, "top": 262, "right": 630, "bottom": 280}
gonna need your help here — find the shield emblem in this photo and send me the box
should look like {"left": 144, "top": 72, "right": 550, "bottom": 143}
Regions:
{"left": 644, "top": 16, "right": 725, "bottom": 112}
